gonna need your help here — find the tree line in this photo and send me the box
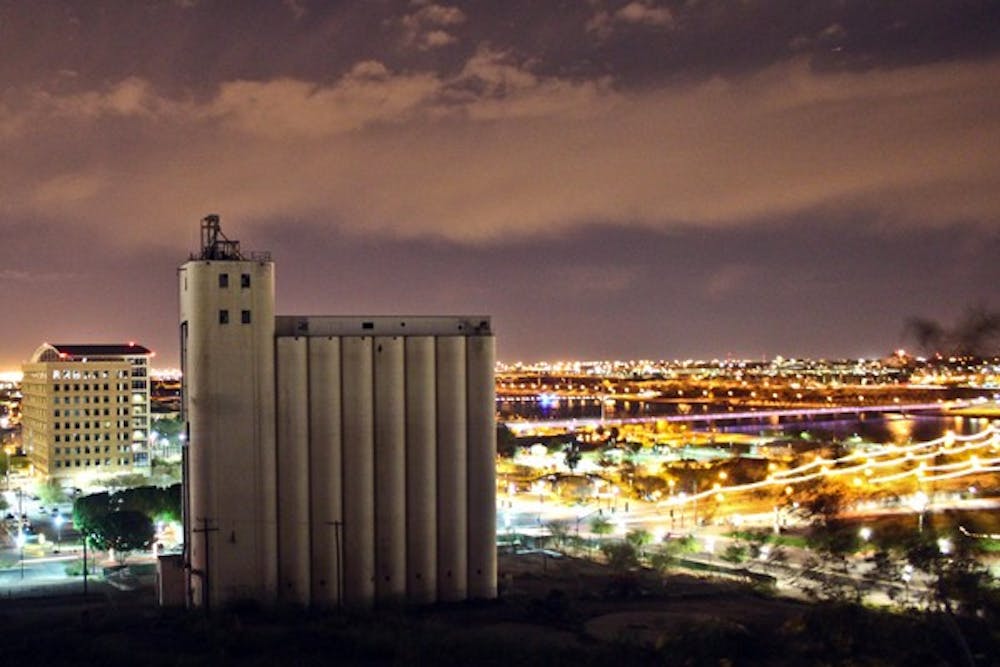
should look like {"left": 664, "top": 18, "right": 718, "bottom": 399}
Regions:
{"left": 72, "top": 484, "right": 180, "bottom": 564}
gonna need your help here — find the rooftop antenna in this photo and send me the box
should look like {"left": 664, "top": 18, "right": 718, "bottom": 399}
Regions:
{"left": 199, "top": 214, "right": 243, "bottom": 260}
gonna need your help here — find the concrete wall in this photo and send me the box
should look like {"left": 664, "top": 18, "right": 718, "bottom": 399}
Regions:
{"left": 276, "top": 337, "right": 311, "bottom": 604}
{"left": 466, "top": 335, "right": 497, "bottom": 599}
{"left": 183, "top": 262, "right": 495, "bottom": 609}
{"left": 308, "top": 337, "right": 343, "bottom": 607}
{"left": 374, "top": 337, "right": 406, "bottom": 603}
{"left": 275, "top": 332, "right": 496, "bottom": 608}
{"left": 404, "top": 336, "right": 437, "bottom": 604}
{"left": 340, "top": 336, "right": 376, "bottom": 607}
{"left": 180, "top": 259, "right": 278, "bottom": 609}
{"left": 435, "top": 336, "right": 468, "bottom": 602}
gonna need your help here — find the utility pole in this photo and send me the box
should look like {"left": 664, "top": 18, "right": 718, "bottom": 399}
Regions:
{"left": 326, "top": 520, "right": 344, "bottom": 610}
{"left": 691, "top": 480, "right": 698, "bottom": 527}
{"left": 192, "top": 518, "right": 218, "bottom": 613}
{"left": 83, "top": 535, "right": 88, "bottom": 596}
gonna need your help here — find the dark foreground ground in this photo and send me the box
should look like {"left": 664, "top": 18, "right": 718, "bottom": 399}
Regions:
{"left": 0, "top": 554, "right": 997, "bottom": 666}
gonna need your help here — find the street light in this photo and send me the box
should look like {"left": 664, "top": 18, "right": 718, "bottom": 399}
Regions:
{"left": 54, "top": 513, "right": 64, "bottom": 553}
{"left": 937, "top": 537, "right": 952, "bottom": 555}
{"left": 909, "top": 491, "right": 929, "bottom": 532}
{"left": 15, "top": 531, "right": 25, "bottom": 580}
{"left": 902, "top": 563, "right": 914, "bottom": 602}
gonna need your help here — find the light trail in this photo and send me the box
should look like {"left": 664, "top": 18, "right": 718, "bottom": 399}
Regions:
{"left": 505, "top": 401, "right": 965, "bottom": 432}
{"left": 661, "top": 425, "right": 998, "bottom": 508}
{"left": 768, "top": 428, "right": 996, "bottom": 480}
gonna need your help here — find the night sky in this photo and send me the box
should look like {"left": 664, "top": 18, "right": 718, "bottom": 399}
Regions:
{"left": 2, "top": 0, "right": 999, "bottom": 370}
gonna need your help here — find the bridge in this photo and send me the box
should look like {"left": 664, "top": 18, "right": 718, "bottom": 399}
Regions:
{"left": 504, "top": 401, "right": 966, "bottom": 433}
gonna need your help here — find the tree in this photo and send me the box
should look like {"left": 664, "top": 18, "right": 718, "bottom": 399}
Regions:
{"left": 563, "top": 443, "right": 581, "bottom": 472}
{"left": 648, "top": 536, "right": 697, "bottom": 573}
{"left": 91, "top": 510, "right": 155, "bottom": 565}
{"left": 600, "top": 540, "right": 640, "bottom": 572}
{"left": 796, "top": 480, "right": 851, "bottom": 526}
{"left": 904, "top": 529, "right": 999, "bottom": 618}
{"left": 648, "top": 549, "right": 675, "bottom": 573}
{"left": 544, "top": 519, "right": 570, "bottom": 549}
{"left": 117, "top": 484, "right": 181, "bottom": 522}
{"left": 73, "top": 486, "right": 180, "bottom": 561}
{"left": 38, "top": 479, "right": 68, "bottom": 505}
{"left": 151, "top": 416, "right": 184, "bottom": 440}
{"left": 625, "top": 528, "right": 652, "bottom": 553}
{"left": 865, "top": 549, "right": 904, "bottom": 603}
{"left": 802, "top": 521, "right": 865, "bottom": 602}
{"left": 496, "top": 424, "right": 518, "bottom": 458}
{"left": 590, "top": 515, "right": 613, "bottom": 537}
{"left": 150, "top": 459, "right": 182, "bottom": 484}
{"left": 721, "top": 543, "right": 748, "bottom": 565}
{"left": 101, "top": 472, "right": 150, "bottom": 491}
{"left": 742, "top": 529, "right": 771, "bottom": 560}
{"left": 73, "top": 491, "right": 111, "bottom": 538}
{"left": 633, "top": 475, "right": 668, "bottom": 500}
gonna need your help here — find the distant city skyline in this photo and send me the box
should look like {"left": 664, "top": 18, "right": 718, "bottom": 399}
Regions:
{"left": 1, "top": 1, "right": 998, "bottom": 371}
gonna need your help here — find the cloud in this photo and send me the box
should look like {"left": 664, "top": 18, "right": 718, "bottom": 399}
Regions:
{"left": 399, "top": 2, "right": 466, "bottom": 50}
{"left": 585, "top": 11, "right": 613, "bottom": 38}
{"left": 283, "top": 0, "right": 306, "bottom": 21}
{"left": 615, "top": 2, "right": 672, "bottom": 27}
{"left": 33, "top": 172, "right": 107, "bottom": 206}
{"left": 422, "top": 30, "right": 456, "bottom": 48}
{"left": 0, "top": 269, "right": 78, "bottom": 283}
{"left": 587, "top": 1, "right": 673, "bottom": 39}
{"left": 1, "top": 53, "right": 999, "bottom": 250}
{"left": 206, "top": 63, "right": 441, "bottom": 138}
{"left": 705, "top": 264, "right": 755, "bottom": 300}
{"left": 33, "top": 77, "right": 179, "bottom": 119}
{"left": 446, "top": 46, "right": 618, "bottom": 120}
{"left": 0, "top": 102, "right": 27, "bottom": 138}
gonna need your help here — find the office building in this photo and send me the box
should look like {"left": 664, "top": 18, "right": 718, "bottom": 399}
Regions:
{"left": 179, "top": 215, "right": 496, "bottom": 609}
{"left": 21, "top": 343, "right": 152, "bottom": 485}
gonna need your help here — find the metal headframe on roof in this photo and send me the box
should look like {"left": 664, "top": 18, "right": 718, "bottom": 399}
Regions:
{"left": 198, "top": 214, "right": 243, "bottom": 261}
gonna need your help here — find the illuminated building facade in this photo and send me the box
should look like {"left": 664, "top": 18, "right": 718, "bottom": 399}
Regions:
{"left": 20, "top": 343, "right": 152, "bottom": 485}
{"left": 179, "top": 215, "right": 496, "bottom": 609}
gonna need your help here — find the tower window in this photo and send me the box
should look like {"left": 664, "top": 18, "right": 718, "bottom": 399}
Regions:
{"left": 219, "top": 309, "right": 229, "bottom": 324}
{"left": 219, "top": 273, "right": 229, "bottom": 288}
{"left": 241, "top": 310, "right": 251, "bottom": 324}
{"left": 241, "top": 273, "right": 251, "bottom": 288}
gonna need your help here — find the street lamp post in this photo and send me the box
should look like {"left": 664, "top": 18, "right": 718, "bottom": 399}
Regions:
{"left": 54, "top": 513, "right": 64, "bottom": 553}
{"left": 83, "top": 535, "right": 89, "bottom": 596}
{"left": 910, "top": 491, "right": 929, "bottom": 533}
{"left": 15, "top": 531, "right": 25, "bottom": 580}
